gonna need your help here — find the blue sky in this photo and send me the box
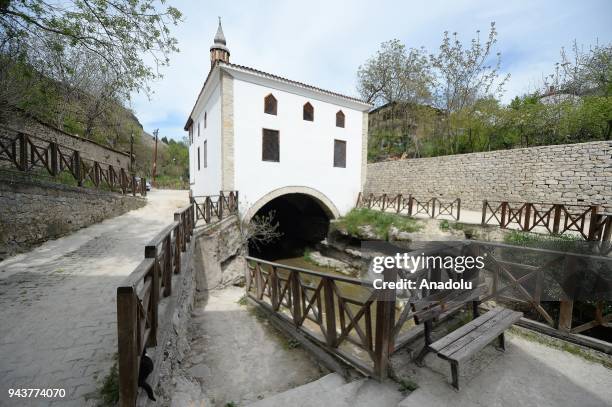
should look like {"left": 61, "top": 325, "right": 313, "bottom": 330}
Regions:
{"left": 130, "top": 0, "right": 612, "bottom": 140}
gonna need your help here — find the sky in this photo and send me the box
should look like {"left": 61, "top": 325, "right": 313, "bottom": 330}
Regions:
{"left": 130, "top": 0, "right": 612, "bottom": 140}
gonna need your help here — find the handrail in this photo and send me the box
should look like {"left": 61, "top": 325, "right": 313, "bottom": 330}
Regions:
{"left": 356, "top": 192, "right": 461, "bottom": 220}
{"left": 0, "top": 126, "right": 146, "bottom": 196}
{"left": 116, "top": 203, "right": 195, "bottom": 406}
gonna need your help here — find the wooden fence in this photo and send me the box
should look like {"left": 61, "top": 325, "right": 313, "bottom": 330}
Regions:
{"left": 481, "top": 200, "right": 612, "bottom": 242}
{"left": 245, "top": 240, "right": 611, "bottom": 380}
{"left": 356, "top": 192, "right": 461, "bottom": 221}
{"left": 0, "top": 126, "right": 146, "bottom": 196}
{"left": 192, "top": 191, "right": 239, "bottom": 224}
{"left": 116, "top": 204, "right": 194, "bottom": 406}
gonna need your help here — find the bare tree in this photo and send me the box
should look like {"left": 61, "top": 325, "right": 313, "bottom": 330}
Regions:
{"left": 239, "top": 210, "right": 283, "bottom": 251}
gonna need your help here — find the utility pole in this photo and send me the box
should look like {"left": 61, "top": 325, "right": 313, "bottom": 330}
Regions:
{"left": 130, "top": 132, "right": 134, "bottom": 173}
{"left": 152, "top": 129, "right": 159, "bottom": 187}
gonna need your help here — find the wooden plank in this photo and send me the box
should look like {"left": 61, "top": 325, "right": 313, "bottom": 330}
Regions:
{"left": 440, "top": 310, "right": 522, "bottom": 363}
{"left": 430, "top": 307, "right": 505, "bottom": 352}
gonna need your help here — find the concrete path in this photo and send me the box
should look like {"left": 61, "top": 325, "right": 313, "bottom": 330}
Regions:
{"left": 395, "top": 330, "right": 612, "bottom": 407}
{"left": 0, "top": 189, "right": 188, "bottom": 406}
{"left": 174, "top": 286, "right": 325, "bottom": 407}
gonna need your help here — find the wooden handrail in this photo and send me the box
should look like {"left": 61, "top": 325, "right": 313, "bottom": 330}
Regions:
{"left": 116, "top": 203, "right": 197, "bottom": 406}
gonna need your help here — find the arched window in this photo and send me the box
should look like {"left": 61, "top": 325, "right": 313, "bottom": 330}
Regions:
{"left": 303, "top": 102, "right": 314, "bottom": 121}
{"left": 336, "top": 110, "right": 345, "bottom": 128}
{"left": 264, "top": 94, "right": 277, "bottom": 115}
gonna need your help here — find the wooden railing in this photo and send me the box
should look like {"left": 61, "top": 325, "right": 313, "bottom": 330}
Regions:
{"left": 246, "top": 241, "right": 611, "bottom": 380}
{"left": 481, "top": 200, "right": 612, "bottom": 241}
{"left": 116, "top": 204, "right": 194, "bottom": 406}
{"left": 0, "top": 126, "right": 146, "bottom": 196}
{"left": 245, "top": 256, "right": 398, "bottom": 379}
{"left": 192, "top": 191, "right": 239, "bottom": 224}
{"left": 356, "top": 192, "right": 461, "bottom": 220}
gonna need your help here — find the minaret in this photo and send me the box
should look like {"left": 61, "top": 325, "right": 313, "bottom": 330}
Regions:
{"left": 210, "top": 17, "right": 230, "bottom": 68}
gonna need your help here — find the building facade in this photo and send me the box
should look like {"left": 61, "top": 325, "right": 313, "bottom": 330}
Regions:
{"left": 185, "top": 20, "right": 371, "bottom": 219}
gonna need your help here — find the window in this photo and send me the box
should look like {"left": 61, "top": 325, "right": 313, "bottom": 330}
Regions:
{"left": 264, "top": 94, "right": 277, "bottom": 115}
{"left": 204, "top": 112, "right": 207, "bottom": 128}
{"left": 203, "top": 140, "right": 208, "bottom": 168}
{"left": 189, "top": 126, "right": 193, "bottom": 144}
{"left": 197, "top": 147, "right": 201, "bottom": 170}
{"left": 262, "top": 129, "right": 279, "bottom": 162}
{"left": 333, "top": 139, "right": 346, "bottom": 168}
{"left": 303, "top": 102, "right": 314, "bottom": 121}
{"left": 336, "top": 110, "right": 345, "bottom": 128}
{"left": 197, "top": 122, "right": 200, "bottom": 137}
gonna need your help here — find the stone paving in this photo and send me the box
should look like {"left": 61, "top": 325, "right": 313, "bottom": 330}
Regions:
{"left": 0, "top": 190, "right": 188, "bottom": 406}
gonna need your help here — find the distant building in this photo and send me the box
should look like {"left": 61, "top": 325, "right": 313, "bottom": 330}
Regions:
{"left": 184, "top": 20, "right": 371, "bottom": 219}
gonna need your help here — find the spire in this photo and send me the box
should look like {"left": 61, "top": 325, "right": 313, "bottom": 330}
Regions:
{"left": 210, "top": 17, "right": 230, "bottom": 67}
{"left": 214, "top": 17, "right": 226, "bottom": 46}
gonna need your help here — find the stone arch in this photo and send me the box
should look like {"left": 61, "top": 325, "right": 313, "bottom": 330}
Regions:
{"left": 242, "top": 186, "right": 340, "bottom": 224}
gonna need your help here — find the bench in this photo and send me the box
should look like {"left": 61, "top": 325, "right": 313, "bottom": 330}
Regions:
{"left": 430, "top": 306, "right": 523, "bottom": 390}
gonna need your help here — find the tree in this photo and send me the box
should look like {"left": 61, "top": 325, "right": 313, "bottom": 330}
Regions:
{"left": 429, "top": 22, "right": 509, "bottom": 154}
{"left": 0, "top": 0, "right": 182, "bottom": 99}
{"left": 357, "top": 39, "right": 432, "bottom": 107}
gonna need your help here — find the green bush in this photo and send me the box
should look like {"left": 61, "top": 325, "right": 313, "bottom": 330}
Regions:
{"left": 335, "top": 208, "right": 422, "bottom": 240}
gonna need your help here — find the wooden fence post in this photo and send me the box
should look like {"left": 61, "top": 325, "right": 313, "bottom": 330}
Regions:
{"left": 356, "top": 192, "right": 362, "bottom": 207}
{"left": 116, "top": 286, "right": 138, "bottom": 407}
{"left": 49, "top": 142, "right": 58, "bottom": 176}
{"left": 270, "top": 266, "right": 279, "bottom": 310}
{"left": 323, "top": 277, "right": 337, "bottom": 348}
{"left": 381, "top": 194, "right": 387, "bottom": 211}
{"left": 396, "top": 194, "right": 402, "bottom": 213}
{"left": 144, "top": 245, "right": 159, "bottom": 347}
{"left": 523, "top": 203, "right": 532, "bottom": 231}
{"left": 291, "top": 271, "right": 302, "bottom": 327}
{"left": 481, "top": 200, "right": 488, "bottom": 225}
{"left": 408, "top": 195, "right": 414, "bottom": 216}
{"left": 587, "top": 205, "right": 600, "bottom": 241}
{"left": 558, "top": 300, "right": 574, "bottom": 332}
{"left": 18, "top": 133, "right": 28, "bottom": 171}
{"left": 430, "top": 198, "right": 436, "bottom": 218}
{"left": 552, "top": 204, "right": 562, "bottom": 234}
{"left": 74, "top": 151, "right": 82, "bottom": 186}
{"left": 218, "top": 192, "right": 224, "bottom": 220}
{"left": 500, "top": 202, "right": 508, "bottom": 228}
{"left": 456, "top": 198, "right": 461, "bottom": 221}
{"left": 163, "top": 235, "right": 172, "bottom": 296}
{"left": 373, "top": 267, "right": 397, "bottom": 381}
{"left": 94, "top": 162, "right": 100, "bottom": 187}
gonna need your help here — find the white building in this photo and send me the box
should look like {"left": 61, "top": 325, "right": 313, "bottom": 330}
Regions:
{"left": 185, "top": 20, "right": 371, "bottom": 222}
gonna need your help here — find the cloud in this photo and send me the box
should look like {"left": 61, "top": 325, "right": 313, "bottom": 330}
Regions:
{"left": 131, "top": 0, "right": 612, "bottom": 140}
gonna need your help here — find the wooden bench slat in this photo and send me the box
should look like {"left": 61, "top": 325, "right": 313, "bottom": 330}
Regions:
{"left": 439, "top": 309, "right": 522, "bottom": 363}
{"left": 414, "top": 283, "right": 486, "bottom": 324}
{"left": 430, "top": 306, "right": 505, "bottom": 352}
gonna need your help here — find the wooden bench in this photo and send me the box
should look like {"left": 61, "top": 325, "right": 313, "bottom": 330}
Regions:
{"left": 430, "top": 306, "right": 523, "bottom": 390}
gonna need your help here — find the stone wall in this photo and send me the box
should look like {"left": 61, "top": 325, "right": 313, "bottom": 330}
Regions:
{"left": 364, "top": 141, "right": 612, "bottom": 211}
{"left": 0, "top": 174, "right": 145, "bottom": 259}
{"left": 1, "top": 112, "right": 131, "bottom": 168}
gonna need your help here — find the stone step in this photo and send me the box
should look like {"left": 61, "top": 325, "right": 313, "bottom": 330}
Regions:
{"left": 247, "top": 374, "right": 405, "bottom": 407}
{"left": 246, "top": 373, "right": 346, "bottom": 407}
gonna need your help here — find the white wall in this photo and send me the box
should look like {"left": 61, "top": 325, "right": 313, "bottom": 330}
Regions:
{"left": 189, "top": 80, "right": 222, "bottom": 197}
{"left": 232, "top": 78, "right": 365, "bottom": 216}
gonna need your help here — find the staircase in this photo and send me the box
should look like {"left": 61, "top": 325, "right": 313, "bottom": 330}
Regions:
{"left": 247, "top": 373, "right": 406, "bottom": 407}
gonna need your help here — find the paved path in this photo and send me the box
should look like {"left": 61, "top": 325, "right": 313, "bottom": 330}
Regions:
{"left": 0, "top": 190, "right": 188, "bottom": 406}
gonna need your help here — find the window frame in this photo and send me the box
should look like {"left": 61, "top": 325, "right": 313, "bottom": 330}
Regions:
{"left": 336, "top": 110, "right": 345, "bottom": 128}
{"left": 303, "top": 102, "right": 314, "bottom": 121}
{"left": 204, "top": 111, "right": 207, "bottom": 128}
{"left": 197, "top": 146, "right": 201, "bottom": 170}
{"left": 333, "top": 139, "right": 346, "bottom": 168}
{"left": 264, "top": 94, "right": 277, "bottom": 115}
{"left": 203, "top": 140, "right": 208, "bottom": 168}
{"left": 262, "top": 128, "right": 280, "bottom": 162}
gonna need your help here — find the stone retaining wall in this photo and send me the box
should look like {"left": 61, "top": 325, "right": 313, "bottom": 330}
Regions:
{"left": 364, "top": 141, "right": 612, "bottom": 211}
{"left": 0, "top": 173, "right": 145, "bottom": 260}
{"left": 1, "top": 112, "right": 131, "bottom": 168}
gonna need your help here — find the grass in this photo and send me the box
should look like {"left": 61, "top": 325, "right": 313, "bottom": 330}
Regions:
{"left": 303, "top": 248, "right": 313, "bottom": 263}
{"left": 237, "top": 294, "right": 248, "bottom": 306}
{"left": 398, "top": 378, "right": 419, "bottom": 393}
{"left": 509, "top": 326, "right": 612, "bottom": 370}
{"left": 335, "top": 208, "right": 422, "bottom": 240}
{"left": 225, "top": 402, "right": 238, "bottom": 407}
{"left": 98, "top": 355, "right": 120, "bottom": 406}
{"left": 439, "top": 219, "right": 467, "bottom": 232}
{"left": 503, "top": 230, "right": 586, "bottom": 252}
